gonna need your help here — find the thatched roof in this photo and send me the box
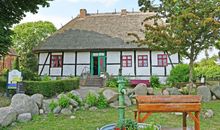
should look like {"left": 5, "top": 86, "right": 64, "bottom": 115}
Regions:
{"left": 35, "top": 10, "right": 157, "bottom": 52}
{"left": 34, "top": 29, "right": 148, "bottom": 52}
{"left": 59, "top": 11, "right": 156, "bottom": 42}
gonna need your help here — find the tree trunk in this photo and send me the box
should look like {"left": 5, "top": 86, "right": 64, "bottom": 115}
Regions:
{"left": 189, "top": 58, "right": 194, "bottom": 94}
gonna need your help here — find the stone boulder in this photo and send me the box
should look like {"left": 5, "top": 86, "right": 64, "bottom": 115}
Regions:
{"left": 0, "top": 107, "right": 17, "bottom": 127}
{"left": 61, "top": 108, "right": 72, "bottom": 115}
{"left": 166, "top": 87, "right": 181, "bottom": 95}
{"left": 197, "top": 86, "right": 211, "bottom": 102}
{"left": 109, "top": 101, "right": 119, "bottom": 108}
{"left": 211, "top": 86, "right": 220, "bottom": 99}
{"left": 134, "top": 83, "right": 148, "bottom": 95}
{"left": 69, "top": 99, "right": 79, "bottom": 107}
{"left": 70, "top": 90, "right": 83, "bottom": 102}
{"left": 125, "top": 95, "right": 132, "bottom": 106}
{"left": 162, "top": 89, "right": 169, "bottom": 95}
{"left": 70, "top": 90, "right": 81, "bottom": 97}
{"left": 146, "top": 87, "right": 154, "bottom": 95}
{"left": 31, "top": 94, "right": 44, "bottom": 108}
{"left": 89, "top": 106, "right": 98, "bottom": 111}
{"left": 204, "top": 109, "right": 214, "bottom": 118}
{"left": 57, "top": 93, "right": 67, "bottom": 99}
{"left": 102, "top": 89, "right": 118, "bottom": 103}
{"left": 42, "top": 99, "right": 54, "bottom": 114}
{"left": 53, "top": 106, "right": 61, "bottom": 114}
{"left": 17, "top": 113, "right": 32, "bottom": 122}
{"left": 10, "top": 94, "right": 39, "bottom": 115}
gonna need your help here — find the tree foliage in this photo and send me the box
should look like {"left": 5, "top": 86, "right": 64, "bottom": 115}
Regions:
{"left": 195, "top": 56, "right": 220, "bottom": 79}
{"left": 134, "top": 0, "right": 220, "bottom": 83}
{"left": 0, "top": 0, "right": 52, "bottom": 55}
{"left": 12, "top": 21, "right": 56, "bottom": 78}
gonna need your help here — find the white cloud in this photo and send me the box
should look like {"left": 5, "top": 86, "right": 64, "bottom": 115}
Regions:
{"left": 66, "top": 0, "right": 119, "bottom": 6}
{"left": 19, "top": 13, "right": 71, "bottom": 29}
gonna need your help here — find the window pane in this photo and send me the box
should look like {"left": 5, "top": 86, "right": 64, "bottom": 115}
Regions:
{"left": 144, "top": 56, "right": 147, "bottom": 59}
{"left": 158, "top": 60, "right": 162, "bottom": 65}
{"left": 127, "top": 56, "right": 132, "bottom": 59}
{"left": 127, "top": 63, "right": 132, "bottom": 67}
{"left": 158, "top": 55, "right": 162, "bottom": 58}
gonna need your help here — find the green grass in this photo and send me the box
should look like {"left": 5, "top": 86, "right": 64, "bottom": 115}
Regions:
{"left": 1, "top": 100, "right": 219, "bottom": 130}
{"left": 0, "top": 96, "right": 10, "bottom": 108}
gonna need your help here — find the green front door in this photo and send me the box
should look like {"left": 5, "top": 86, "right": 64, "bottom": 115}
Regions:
{"left": 91, "top": 52, "right": 106, "bottom": 76}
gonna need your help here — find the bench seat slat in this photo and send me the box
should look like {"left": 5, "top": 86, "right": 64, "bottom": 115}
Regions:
{"left": 136, "top": 95, "right": 201, "bottom": 103}
{"left": 138, "top": 103, "right": 201, "bottom": 112}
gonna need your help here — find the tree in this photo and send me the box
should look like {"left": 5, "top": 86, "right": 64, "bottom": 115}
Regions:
{"left": 12, "top": 21, "right": 56, "bottom": 74}
{"left": 0, "top": 0, "right": 52, "bottom": 55}
{"left": 133, "top": 0, "right": 220, "bottom": 85}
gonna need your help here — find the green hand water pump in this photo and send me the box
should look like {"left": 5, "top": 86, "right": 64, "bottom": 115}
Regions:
{"left": 117, "top": 68, "right": 126, "bottom": 129}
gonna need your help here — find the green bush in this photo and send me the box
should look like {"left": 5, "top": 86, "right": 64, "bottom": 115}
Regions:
{"left": 0, "top": 76, "right": 7, "bottom": 92}
{"left": 84, "top": 92, "right": 97, "bottom": 107}
{"left": 167, "top": 64, "right": 193, "bottom": 84}
{"left": 97, "top": 94, "right": 108, "bottom": 109}
{"left": 105, "top": 77, "right": 118, "bottom": 88}
{"left": 66, "top": 92, "right": 83, "bottom": 106}
{"left": 49, "top": 100, "right": 58, "bottom": 111}
{"left": 106, "top": 77, "right": 130, "bottom": 88}
{"left": 24, "top": 78, "right": 79, "bottom": 97}
{"left": 150, "top": 75, "right": 160, "bottom": 88}
{"left": 21, "top": 68, "right": 41, "bottom": 81}
{"left": 58, "top": 96, "right": 70, "bottom": 108}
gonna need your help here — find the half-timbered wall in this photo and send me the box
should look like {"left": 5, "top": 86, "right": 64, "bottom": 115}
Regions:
{"left": 38, "top": 50, "right": 179, "bottom": 82}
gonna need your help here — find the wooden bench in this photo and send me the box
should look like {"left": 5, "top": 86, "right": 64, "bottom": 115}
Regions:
{"left": 130, "top": 79, "right": 150, "bottom": 87}
{"left": 134, "top": 95, "right": 202, "bottom": 130}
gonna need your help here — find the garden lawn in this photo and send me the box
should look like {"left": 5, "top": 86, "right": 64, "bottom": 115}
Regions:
{"left": 2, "top": 100, "right": 220, "bottom": 130}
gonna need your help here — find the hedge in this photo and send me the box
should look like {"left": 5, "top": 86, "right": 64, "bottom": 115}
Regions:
{"left": 24, "top": 78, "right": 79, "bottom": 97}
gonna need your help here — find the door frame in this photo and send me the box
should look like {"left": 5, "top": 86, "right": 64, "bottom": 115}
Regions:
{"left": 90, "top": 51, "right": 106, "bottom": 76}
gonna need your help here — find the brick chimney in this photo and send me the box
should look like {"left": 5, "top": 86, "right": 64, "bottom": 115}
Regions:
{"left": 121, "top": 9, "right": 127, "bottom": 15}
{"left": 80, "top": 9, "right": 87, "bottom": 18}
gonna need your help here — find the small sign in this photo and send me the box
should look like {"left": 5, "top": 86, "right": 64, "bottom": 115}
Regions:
{"left": 7, "top": 69, "right": 22, "bottom": 89}
{"left": 16, "top": 82, "right": 25, "bottom": 94}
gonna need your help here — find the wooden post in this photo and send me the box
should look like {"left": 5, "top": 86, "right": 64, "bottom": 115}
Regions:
{"left": 183, "top": 112, "right": 187, "bottom": 130}
{"left": 195, "top": 112, "right": 200, "bottom": 130}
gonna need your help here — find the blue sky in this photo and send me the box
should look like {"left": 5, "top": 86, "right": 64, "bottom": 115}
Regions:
{"left": 21, "top": 0, "right": 141, "bottom": 29}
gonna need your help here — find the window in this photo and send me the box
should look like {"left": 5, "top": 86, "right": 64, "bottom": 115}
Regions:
{"left": 51, "top": 55, "right": 63, "bottom": 68}
{"left": 122, "top": 55, "right": 132, "bottom": 67}
{"left": 138, "top": 55, "right": 148, "bottom": 67}
{"left": 157, "top": 54, "right": 167, "bottom": 66}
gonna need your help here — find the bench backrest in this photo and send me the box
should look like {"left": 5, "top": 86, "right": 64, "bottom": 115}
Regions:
{"left": 136, "top": 95, "right": 201, "bottom": 103}
{"left": 135, "top": 95, "right": 202, "bottom": 112}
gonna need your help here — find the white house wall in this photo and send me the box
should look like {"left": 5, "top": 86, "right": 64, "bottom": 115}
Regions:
{"left": 77, "top": 52, "right": 90, "bottom": 64}
{"left": 50, "top": 68, "right": 61, "bottom": 76}
{"left": 107, "top": 51, "right": 120, "bottom": 63}
{"left": 63, "top": 52, "right": 75, "bottom": 64}
{"left": 107, "top": 65, "right": 120, "bottom": 75}
{"left": 63, "top": 65, "right": 75, "bottom": 76}
{"left": 106, "top": 51, "right": 120, "bottom": 75}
